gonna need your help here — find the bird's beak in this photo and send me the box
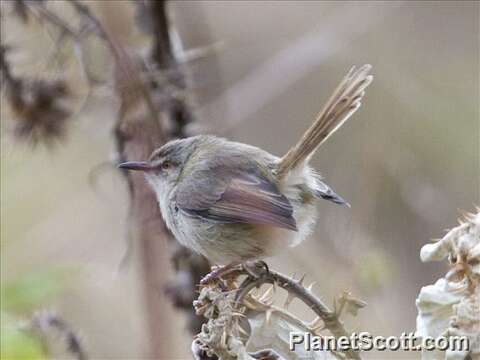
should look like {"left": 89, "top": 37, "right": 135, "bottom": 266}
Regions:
{"left": 118, "top": 161, "right": 153, "bottom": 172}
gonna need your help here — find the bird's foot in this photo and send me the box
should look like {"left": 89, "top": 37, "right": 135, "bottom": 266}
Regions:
{"left": 200, "top": 261, "right": 241, "bottom": 285}
{"left": 243, "top": 260, "right": 270, "bottom": 280}
{"left": 200, "top": 260, "right": 270, "bottom": 285}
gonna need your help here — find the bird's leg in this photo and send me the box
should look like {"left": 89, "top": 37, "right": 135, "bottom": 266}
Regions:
{"left": 200, "top": 261, "right": 242, "bottom": 285}
{"left": 243, "top": 260, "right": 270, "bottom": 279}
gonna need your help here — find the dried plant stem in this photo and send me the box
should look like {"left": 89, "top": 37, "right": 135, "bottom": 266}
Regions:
{"left": 18, "top": 0, "right": 211, "bottom": 356}
{"left": 224, "top": 267, "right": 361, "bottom": 360}
{"left": 111, "top": 1, "right": 210, "bottom": 356}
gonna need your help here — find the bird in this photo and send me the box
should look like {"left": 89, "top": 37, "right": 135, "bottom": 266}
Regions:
{"left": 119, "top": 64, "right": 373, "bottom": 282}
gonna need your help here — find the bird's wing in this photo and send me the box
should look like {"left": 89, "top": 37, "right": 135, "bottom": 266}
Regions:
{"left": 175, "top": 166, "right": 297, "bottom": 231}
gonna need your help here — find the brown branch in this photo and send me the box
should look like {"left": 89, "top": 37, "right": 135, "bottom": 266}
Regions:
{"left": 136, "top": 0, "right": 210, "bottom": 329}
{"left": 111, "top": 0, "right": 210, "bottom": 356}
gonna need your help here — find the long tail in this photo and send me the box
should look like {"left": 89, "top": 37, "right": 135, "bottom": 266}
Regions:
{"left": 276, "top": 64, "right": 373, "bottom": 179}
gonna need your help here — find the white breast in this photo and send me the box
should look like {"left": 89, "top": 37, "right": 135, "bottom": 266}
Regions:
{"left": 278, "top": 164, "right": 319, "bottom": 248}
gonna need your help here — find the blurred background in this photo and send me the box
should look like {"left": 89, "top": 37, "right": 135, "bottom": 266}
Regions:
{"left": 1, "top": 1, "right": 478, "bottom": 359}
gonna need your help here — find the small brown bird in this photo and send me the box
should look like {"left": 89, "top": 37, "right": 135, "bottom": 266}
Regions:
{"left": 119, "top": 65, "right": 373, "bottom": 281}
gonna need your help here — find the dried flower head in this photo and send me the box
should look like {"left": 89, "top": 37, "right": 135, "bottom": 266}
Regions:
{"left": 6, "top": 77, "right": 72, "bottom": 146}
{"left": 416, "top": 210, "right": 480, "bottom": 360}
{"left": 1, "top": 45, "right": 72, "bottom": 146}
{"left": 420, "top": 211, "right": 480, "bottom": 288}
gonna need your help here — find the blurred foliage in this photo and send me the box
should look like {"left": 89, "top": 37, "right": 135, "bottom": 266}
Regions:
{"left": 1, "top": 268, "right": 77, "bottom": 359}
{"left": 1, "top": 313, "right": 46, "bottom": 360}
{"left": 1, "top": 268, "right": 75, "bottom": 314}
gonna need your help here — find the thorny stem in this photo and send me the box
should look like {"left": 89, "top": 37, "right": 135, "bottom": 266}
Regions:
{"left": 221, "top": 267, "right": 362, "bottom": 360}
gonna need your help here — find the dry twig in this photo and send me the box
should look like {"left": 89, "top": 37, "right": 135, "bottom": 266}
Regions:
{"left": 195, "top": 265, "right": 365, "bottom": 360}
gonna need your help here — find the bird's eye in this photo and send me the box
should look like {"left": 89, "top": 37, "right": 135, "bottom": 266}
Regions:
{"left": 161, "top": 161, "right": 172, "bottom": 170}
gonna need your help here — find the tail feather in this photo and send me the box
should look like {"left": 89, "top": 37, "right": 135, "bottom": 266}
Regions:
{"left": 277, "top": 64, "right": 373, "bottom": 179}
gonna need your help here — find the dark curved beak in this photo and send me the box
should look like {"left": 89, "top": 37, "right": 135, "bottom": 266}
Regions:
{"left": 118, "top": 161, "right": 153, "bottom": 172}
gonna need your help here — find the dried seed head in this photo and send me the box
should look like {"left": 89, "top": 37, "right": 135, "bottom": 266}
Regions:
{"left": 416, "top": 210, "right": 480, "bottom": 359}
{"left": 7, "top": 78, "right": 72, "bottom": 147}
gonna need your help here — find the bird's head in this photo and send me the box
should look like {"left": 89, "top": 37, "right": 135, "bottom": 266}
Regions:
{"left": 118, "top": 136, "right": 200, "bottom": 197}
